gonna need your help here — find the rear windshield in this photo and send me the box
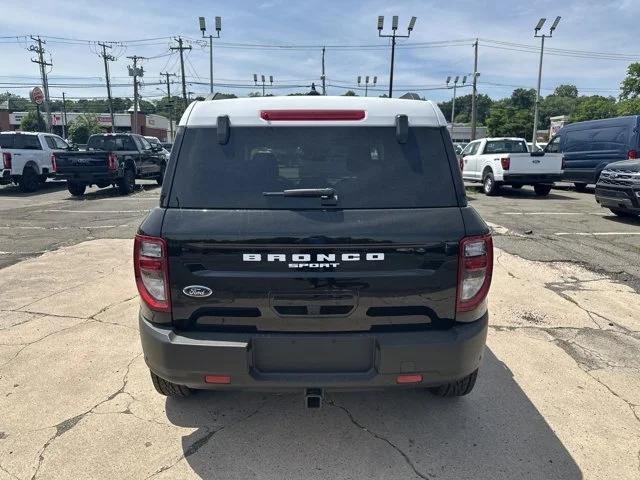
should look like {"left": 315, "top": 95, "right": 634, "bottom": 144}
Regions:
{"left": 0, "top": 134, "right": 42, "bottom": 150}
{"left": 87, "top": 135, "right": 136, "bottom": 151}
{"left": 168, "top": 126, "right": 458, "bottom": 209}
{"left": 484, "top": 140, "right": 528, "bottom": 154}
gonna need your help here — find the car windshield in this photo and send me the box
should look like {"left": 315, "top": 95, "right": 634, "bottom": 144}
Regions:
{"left": 485, "top": 140, "right": 528, "bottom": 154}
{"left": 169, "top": 126, "right": 458, "bottom": 209}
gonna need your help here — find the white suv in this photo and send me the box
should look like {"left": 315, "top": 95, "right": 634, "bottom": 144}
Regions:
{"left": 0, "top": 132, "right": 70, "bottom": 192}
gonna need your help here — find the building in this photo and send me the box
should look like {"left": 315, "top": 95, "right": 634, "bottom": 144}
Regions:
{"left": 0, "top": 111, "right": 171, "bottom": 141}
{"left": 447, "top": 123, "right": 488, "bottom": 143}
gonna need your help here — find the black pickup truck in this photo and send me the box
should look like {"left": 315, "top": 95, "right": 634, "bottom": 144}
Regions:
{"left": 136, "top": 97, "right": 493, "bottom": 407}
{"left": 54, "top": 133, "right": 167, "bottom": 196}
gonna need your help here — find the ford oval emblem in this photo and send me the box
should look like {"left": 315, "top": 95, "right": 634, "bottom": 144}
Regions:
{"left": 182, "top": 285, "right": 213, "bottom": 298}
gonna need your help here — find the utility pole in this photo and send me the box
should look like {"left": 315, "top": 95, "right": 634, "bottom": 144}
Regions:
{"left": 171, "top": 37, "right": 192, "bottom": 104}
{"left": 160, "top": 72, "right": 176, "bottom": 141}
{"left": 321, "top": 47, "right": 326, "bottom": 95}
{"left": 62, "top": 92, "right": 68, "bottom": 139}
{"left": 127, "top": 56, "right": 144, "bottom": 135}
{"left": 28, "top": 36, "right": 52, "bottom": 132}
{"left": 253, "top": 74, "right": 273, "bottom": 96}
{"left": 470, "top": 39, "right": 479, "bottom": 140}
{"left": 198, "top": 16, "right": 222, "bottom": 94}
{"left": 358, "top": 75, "right": 377, "bottom": 97}
{"left": 446, "top": 76, "right": 467, "bottom": 141}
{"left": 98, "top": 42, "right": 116, "bottom": 132}
{"left": 532, "top": 16, "right": 561, "bottom": 149}
{"left": 377, "top": 16, "right": 417, "bottom": 98}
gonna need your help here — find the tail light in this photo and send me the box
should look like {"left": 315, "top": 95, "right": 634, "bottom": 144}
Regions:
{"left": 457, "top": 234, "right": 493, "bottom": 313}
{"left": 2, "top": 152, "right": 11, "bottom": 170}
{"left": 500, "top": 157, "right": 510, "bottom": 170}
{"left": 260, "top": 110, "right": 366, "bottom": 121}
{"left": 134, "top": 234, "right": 170, "bottom": 312}
{"left": 107, "top": 152, "right": 118, "bottom": 170}
{"left": 628, "top": 149, "right": 637, "bottom": 160}
{"left": 50, "top": 154, "right": 57, "bottom": 173}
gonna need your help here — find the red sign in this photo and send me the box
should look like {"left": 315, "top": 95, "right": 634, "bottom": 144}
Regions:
{"left": 30, "top": 87, "right": 45, "bottom": 105}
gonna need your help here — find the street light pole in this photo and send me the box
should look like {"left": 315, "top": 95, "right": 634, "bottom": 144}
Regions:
{"left": 377, "top": 15, "right": 416, "bottom": 98}
{"left": 532, "top": 16, "right": 560, "bottom": 150}
{"left": 446, "top": 75, "right": 468, "bottom": 141}
{"left": 198, "top": 16, "right": 222, "bottom": 94}
{"left": 253, "top": 74, "right": 273, "bottom": 96}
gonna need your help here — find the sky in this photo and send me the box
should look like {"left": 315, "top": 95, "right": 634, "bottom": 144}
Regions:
{"left": 1, "top": 0, "right": 639, "bottom": 104}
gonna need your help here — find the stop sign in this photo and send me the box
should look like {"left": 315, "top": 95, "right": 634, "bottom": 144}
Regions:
{"left": 30, "top": 86, "right": 45, "bottom": 105}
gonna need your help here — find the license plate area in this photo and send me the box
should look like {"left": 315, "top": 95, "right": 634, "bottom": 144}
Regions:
{"left": 252, "top": 336, "right": 374, "bottom": 374}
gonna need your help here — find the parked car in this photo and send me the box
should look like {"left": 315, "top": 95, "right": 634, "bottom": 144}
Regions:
{"left": 54, "top": 133, "right": 167, "bottom": 196}
{"left": 145, "top": 136, "right": 171, "bottom": 156}
{"left": 460, "top": 137, "right": 563, "bottom": 196}
{"left": 136, "top": 96, "right": 493, "bottom": 403}
{"left": 554, "top": 115, "right": 640, "bottom": 192}
{"left": 595, "top": 159, "right": 640, "bottom": 217}
{"left": 0, "top": 131, "right": 71, "bottom": 192}
{"left": 161, "top": 142, "right": 173, "bottom": 151}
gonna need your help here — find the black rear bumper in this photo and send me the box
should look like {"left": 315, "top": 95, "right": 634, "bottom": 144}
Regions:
{"left": 502, "top": 173, "right": 563, "bottom": 184}
{"left": 595, "top": 185, "right": 640, "bottom": 212}
{"left": 55, "top": 170, "right": 121, "bottom": 184}
{"left": 139, "top": 312, "right": 488, "bottom": 390}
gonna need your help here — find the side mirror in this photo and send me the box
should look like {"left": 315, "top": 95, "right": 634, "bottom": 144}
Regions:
{"left": 395, "top": 114, "right": 408, "bottom": 144}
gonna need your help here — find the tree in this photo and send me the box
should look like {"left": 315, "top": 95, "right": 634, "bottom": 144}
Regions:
{"left": 539, "top": 95, "right": 576, "bottom": 129}
{"left": 20, "top": 111, "right": 46, "bottom": 131}
{"left": 572, "top": 96, "right": 617, "bottom": 122}
{"left": 510, "top": 88, "right": 536, "bottom": 110}
{"left": 620, "top": 62, "right": 640, "bottom": 100}
{"left": 616, "top": 98, "right": 640, "bottom": 116}
{"left": 342, "top": 90, "right": 357, "bottom": 96}
{"left": 67, "top": 114, "right": 105, "bottom": 144}
{"left": 437, "top": 93, "right": 493, "bottom": 125}
{"left": 485, "top": 104, "right": 533, "bottom": 139}
{"left": 553, "top": 84, "right": 578, "bottom": 98}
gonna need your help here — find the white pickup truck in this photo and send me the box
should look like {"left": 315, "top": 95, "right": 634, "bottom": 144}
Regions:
{"left": 460, "top": 137, "right": 563, "bottom": 196}
{"left": 0, "top": 131, "right": 71, "bottom": 192}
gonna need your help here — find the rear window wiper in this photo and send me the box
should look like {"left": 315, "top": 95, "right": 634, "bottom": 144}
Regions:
{"left": 263, "top": 188, "right": 336, "bottom": 198}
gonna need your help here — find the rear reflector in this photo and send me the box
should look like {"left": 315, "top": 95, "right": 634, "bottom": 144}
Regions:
{"left": 396, "top": 374, "right": 423, "bottom": 384}
{"left": 260, "top": 109, "right": 366, "bottom": 121}
{"left": 204, "top": 375, "right": 231, "bottom": 384}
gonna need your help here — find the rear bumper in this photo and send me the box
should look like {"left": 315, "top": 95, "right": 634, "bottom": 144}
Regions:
{"left": 55, "top": 171, "right": 120, "bottom": 184}
{"left": 140, "top": 312, "right": 489, "bottom": 390}
{"left": 595, "top": 185, "right": 640, "bottom": 212}
{"left": 502, "top": 173, "right": 563, "bottom": 184}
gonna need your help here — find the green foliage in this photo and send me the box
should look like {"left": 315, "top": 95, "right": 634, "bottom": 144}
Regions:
{"left": 67, "top": 114, "right": 105, "bottom": 144}
{"left": 553, "top": 84, "right": 578, "bottom": 98}
{"left": 616, "top": 98, "right": 640, "bottom": 116}
{"left": 342, "top": 90, "right": 357, "bottom": 96}
{"left": 20, "top": 111, "right": 46, "bottom": 132}
{"left": 437, "top": 93, "right": 493, "bottom": 125}
{"left": 486, "top": 105, "right": 533, "bottom": 139}
{"left": 620, "top": 62, "right": 640, "bottom": 100}
{"left": 572, "top": 96, "right": 617, "bottom": 122}
{"left": 510, "top": 88, "right": 536, "bottom": 110}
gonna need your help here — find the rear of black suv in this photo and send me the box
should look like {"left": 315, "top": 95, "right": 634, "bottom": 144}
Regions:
{"left": 136, "top": 98, "right": 492, "bottom": 401}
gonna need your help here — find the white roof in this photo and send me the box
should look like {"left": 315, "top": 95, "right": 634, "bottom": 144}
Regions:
{"left": 482, "top": 137, "right": 527, "bottom": 142}
{"left": 180, "top": 96, "right": 447, "bottom": 128}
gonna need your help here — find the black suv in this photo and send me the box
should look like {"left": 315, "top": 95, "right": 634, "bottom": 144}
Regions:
{"left": 135, "top": 97, "right": 493, "bottom": 406}
{"left": 595, "top": 159, "right": 640, "bottom": 217}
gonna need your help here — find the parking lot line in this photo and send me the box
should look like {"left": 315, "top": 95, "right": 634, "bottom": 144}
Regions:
{"left": 3, "top": 225, "right": 129, "bottom": 230}
{"left": 503, "top": 212, "right": 591, "bottom": 216}
{"left": 555, "top": 232, "right": 640, "bottom": 236}
{"left": 43, "top": 209, "right": 150, "bottom": 214}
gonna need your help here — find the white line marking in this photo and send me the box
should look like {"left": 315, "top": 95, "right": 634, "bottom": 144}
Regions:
{"left": 503, "top": 212, "right": 582, "bottom": 216}
{"left": 561, "top": 231, "right": 640, "bottom": 236}
{"left": 3, "top": 225, "right": 129, "bottom": 230}
{"left": 486, "top": 222, "right": 525, "bottom": 237}
{"left": 43, "top": 209, "right": 149, "bottom": 214}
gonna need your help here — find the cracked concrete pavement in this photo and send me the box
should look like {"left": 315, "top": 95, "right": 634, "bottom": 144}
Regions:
{"left": 0, "top": 239, "right": 638, "bottom": 479}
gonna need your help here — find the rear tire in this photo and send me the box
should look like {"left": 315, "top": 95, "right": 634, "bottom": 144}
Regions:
{"left": 609, "top": 208, "right": 639, "bottom": 218}
{"left": 150, "top": 371, "right": 192, "bottom": 398}
{"left": 429, "top": 369, "right": 478, "bottom": 397}
{"left": 18, "top": 167, "right": 40, "bottom": 193}
{"left": 117, "top": 167, "right": 135, "bottom": 195}
{"left": 67, "top": 182, "right": 86, "bottom": 197}
{"left": 533, "top": 184, "right": 552, "bottom": 196}
{"left": 574, "top": 182, "right": 588, "bottom": 192}
{"left": 482, "top": 171, "right": 500, "bottom": 196}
